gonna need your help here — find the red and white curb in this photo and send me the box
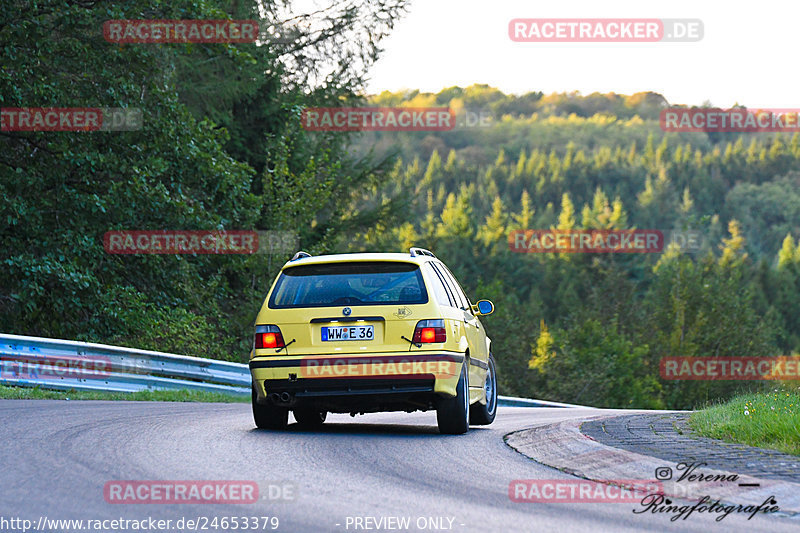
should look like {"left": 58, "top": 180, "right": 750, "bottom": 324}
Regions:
{"left": 505, "top": 415, "right": 800, "bottom": 514}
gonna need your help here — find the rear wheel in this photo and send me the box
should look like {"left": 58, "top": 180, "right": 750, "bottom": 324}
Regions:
{"left": 252, "top": 385, "right": 288, "bottom": 430}
{"left": 436, "top": 361, "right": 469, "bottom": 434}
{"left": 469, "top": 353, "right": 497, "bottom": 425}
{"left": 293, "top": 408, "right": 327, "bottom": 427}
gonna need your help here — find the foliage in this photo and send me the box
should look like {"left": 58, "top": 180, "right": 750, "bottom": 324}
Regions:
{"left": 4, "top": 3, "right": 799, "bottom": 413}
{"left": 690, "top": 387, "right": 800, "bottom": 455}
{"left": 0, "top": 384, "right": 247, "bottom": 403}
{"left": 347, "top": 86, "right": 800, "bottom": 409}
{"left": 0, "top": 0, "right": 409, "bottom": 360}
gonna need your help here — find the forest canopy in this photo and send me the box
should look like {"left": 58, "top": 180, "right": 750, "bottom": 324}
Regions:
{"left": 2, "top": 2, "right": 797, "bottom": 409}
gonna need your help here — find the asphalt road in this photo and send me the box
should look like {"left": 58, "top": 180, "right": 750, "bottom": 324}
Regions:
{"left": 0, "top": 401, "right": 796, "bottom": 533}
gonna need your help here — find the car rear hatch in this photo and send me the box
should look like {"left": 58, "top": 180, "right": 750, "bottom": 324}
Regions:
{"left": 258, "top": 261, "right": 435, "bottom": 355}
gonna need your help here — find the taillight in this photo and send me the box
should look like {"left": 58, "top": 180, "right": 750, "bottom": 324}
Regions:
{"left": 255, "top": 325, "right": 285, "bottom": 349}
{"left": 412, "top": 319, "right": 446, "bottom": 343}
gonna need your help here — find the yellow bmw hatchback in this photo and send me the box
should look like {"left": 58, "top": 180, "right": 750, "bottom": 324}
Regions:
{"left": 249, "top": 248, "right": 497, "bottom": 434}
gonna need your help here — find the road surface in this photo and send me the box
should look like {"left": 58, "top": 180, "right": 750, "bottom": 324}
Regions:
{"left": 0, "top": 401, "right": 794, "bottom": 532}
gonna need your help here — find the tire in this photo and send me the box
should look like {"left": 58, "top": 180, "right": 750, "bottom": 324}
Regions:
{"left": 469, "top": 353, "right": 497, "bottom": 425}
{"left": 293, "top": 408, "right": 327, "bottom": 427}
{"left": 436, "top": 360, "right": 469, "bottom": 435}
{"left": 252, "top": 384, "right": 288, "bottom": 430}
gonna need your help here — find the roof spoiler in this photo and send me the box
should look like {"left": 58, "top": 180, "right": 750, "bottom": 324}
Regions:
{"left": 409, "top": 247, "right": 436, "bottom": 258}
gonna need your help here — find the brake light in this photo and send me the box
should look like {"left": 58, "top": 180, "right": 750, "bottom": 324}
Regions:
{"left": 261, "top": 333, "right": 279, "bottom": 348}
{"left": 255, "top": 325, "right": 285, "bottom": 349}
{"left": 412, "top": 319, "right": 446, "bottom": 343}
{"left": 420, "top": 328, "right": 436, "bottom": 342}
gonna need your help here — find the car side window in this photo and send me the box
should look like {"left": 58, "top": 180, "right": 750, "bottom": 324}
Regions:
{"left": 425, "top": 264, "right": 453, "bottom": 306}
{"left": 432, "top": 262, "right": 465, "bottom": 309}
{"left": 440, "top": 264, "right": 472, "bottom": 310}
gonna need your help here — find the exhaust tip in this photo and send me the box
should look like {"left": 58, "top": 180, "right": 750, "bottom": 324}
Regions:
{"left": 279, "top": 392, "right": 292, "bottom": 402}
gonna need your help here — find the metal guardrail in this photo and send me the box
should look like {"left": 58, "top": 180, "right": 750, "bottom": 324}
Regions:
{"left": 0, "top": 333, "right": 581, "bottom": 407}
{"left": 0, "top": 333, "right": 251, "bottom": 396}
{"left": 497, "top": 395, "right": 591, "bottom": 408}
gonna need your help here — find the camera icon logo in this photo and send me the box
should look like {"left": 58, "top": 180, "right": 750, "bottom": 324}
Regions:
{"left": 655, "top": 467, "right": 673, "bottom": 480}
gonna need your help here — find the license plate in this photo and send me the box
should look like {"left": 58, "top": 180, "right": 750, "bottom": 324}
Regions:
{"left": 321, "top": 325, "right": 374, "bottom": 341}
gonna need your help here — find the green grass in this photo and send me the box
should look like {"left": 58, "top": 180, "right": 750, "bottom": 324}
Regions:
{"left": 0, "top": 384, "right": 248, "bottom": 403}
{"left": 689, "top": 387, "right": 800, "bottom": 456}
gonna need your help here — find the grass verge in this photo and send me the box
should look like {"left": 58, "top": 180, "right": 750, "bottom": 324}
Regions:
{"left": 689, "top": 387, "right": 800, "bottom": 456}
{"left": 0, "top": 384, "right": 248, "bottom": 403}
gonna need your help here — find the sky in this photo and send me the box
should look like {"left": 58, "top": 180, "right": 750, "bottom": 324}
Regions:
{"left": 364, "top": 0, "right": 798, "bottom": 107}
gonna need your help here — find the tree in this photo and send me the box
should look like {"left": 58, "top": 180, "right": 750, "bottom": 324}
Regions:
{"left": 512, "top": 190, "right": 535, "bottom": 229}
{"left": 529, "top": 320, "right": 554, "bottom": 370}
{"left": 423, "top": 149, "right": 443, "bottom": 185}
{"left": 0, "top": 0, "right": 411, "bottom": 359}
{"left": 556, "top": 193, "right": 576, "bottom": 230}
{"left": 778, "top": 234, "right": 797, "bottom": 269}
{"left": 437, "top": 193, "right": 473, "bottom": 239}
{"left": 720, "top": 219, "right": 748, "bottom": 268}
{"left": 478, "top": 196, "right": 509, "bottom": 248}
{"left": 581, "top": 187, "right": 628, "bottom": 228}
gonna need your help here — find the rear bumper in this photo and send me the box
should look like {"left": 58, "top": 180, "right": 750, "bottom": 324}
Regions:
{"left": 249, "top": 351, "right": 464, "bottom": 404}
{"left": 260, "top": 377, "right": 435, "bottom": 397}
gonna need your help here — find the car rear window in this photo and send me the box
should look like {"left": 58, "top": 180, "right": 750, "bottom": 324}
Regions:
{"left": 268, "top": 261, "right": 429, "bottom": 308}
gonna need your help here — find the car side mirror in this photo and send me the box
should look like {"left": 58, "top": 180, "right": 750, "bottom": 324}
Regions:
{"left": 474, "top": 299, "right": 494, "bottom": 316}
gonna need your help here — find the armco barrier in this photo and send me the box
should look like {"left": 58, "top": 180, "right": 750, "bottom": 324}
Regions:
{"left": 497, "top": 395, "right": 591, "bottom": 408}
{"left": 0, "top": 333, "right": 580, "bottom": 407}
{"left": 0, "top": 333, "right": 251, "bottom": 396}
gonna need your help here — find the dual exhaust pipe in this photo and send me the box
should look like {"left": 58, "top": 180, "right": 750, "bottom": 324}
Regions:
{"left": 268, "top": 392, "right": 294, "bottom": 404}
